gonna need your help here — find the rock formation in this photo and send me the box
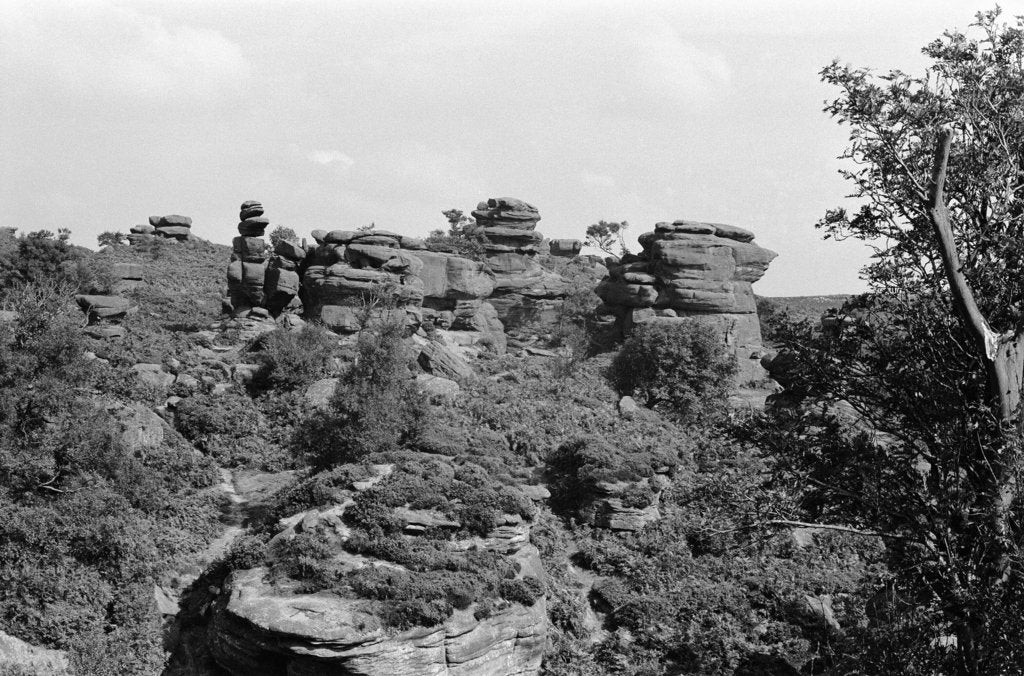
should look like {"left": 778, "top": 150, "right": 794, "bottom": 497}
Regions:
{"left": 302, "top": 228, "right": 424, "bottom": 332}
{"left": 128, "top": 214, "right": 195, "bottom": 245}
{"left": 205, "top": 465, "right": 547, "bottom": 676}
{"left": 76, "top": 293, "right": 129, "bottom": 339}
{"left": 222, "top": 197, "right": 580, "bottom": 356}
{"left": 227, "top": 201, "right": 270, "bottom": 312}
{"left": 472, "top": 198, "right": 568, "bottom": 330}
{"left": 595, "top": 219, "right": 777, "bottom": 383}
{"left": 264, "top": 239, "right": 305, "bottom": 316}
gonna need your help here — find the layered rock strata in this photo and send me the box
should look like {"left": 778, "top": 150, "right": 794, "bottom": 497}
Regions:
{"left": 302, "top": 228, "right": 425, "bottom": 333}
{"left": 595, "top": 219, "right": 777, "bottom": 383}
{"left": 129, "top": 214, "right": 193, "bottom": 245}
{"left": 223, "top": 197, "right": 576, "bottom": 349}
{"left": 264, "top": 238, "right": 305, "bottom": 316}
{"left": 471, "top": 198, "right": 568, "bottom": 330}
{"left": 206, "top": 472, "right": 547, "bottom": 675}
{"left": 227, "top": 201, "right": 270, "bottom": 312}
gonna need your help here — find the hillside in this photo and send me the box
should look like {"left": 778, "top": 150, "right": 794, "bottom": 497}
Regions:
{"left": 0, "top": 222, "right": 885, "bottom": 675}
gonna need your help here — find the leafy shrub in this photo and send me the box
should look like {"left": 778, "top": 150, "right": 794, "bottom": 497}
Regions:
{"left": 293, "top": 318, "right": 427, "bottom": 470}
{"left": 546, "top": 434, "right": 676, "bottom": 514}
{"left": 175, "top": 392, "right": 289, "bottom": 469}
{"left": 500, "top": 576, "right": 545, "bottom": 606}
{"left": 609, "top": 319, "right": 736, "bottom": 418}
{"left": 0, "top": 285, "right": 220, "bottom": 672}
{"left": 262, "top": 465, "right": 373, "bottom": 525}
{"left": 0, "top": 229, "right": 83, "bottom": 290}
{"left": 269, "top": 226, "right": 299, "bottom": 248}
{"left": 249, "top": 325, "right": 338, "bottom": 391}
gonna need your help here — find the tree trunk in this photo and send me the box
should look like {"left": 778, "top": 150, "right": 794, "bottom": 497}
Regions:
{"left": 926, "top": 128, "right": 1024, "bottom": 427}
{"left": 926, "top": 128, "right": 1022, "bottom": 571}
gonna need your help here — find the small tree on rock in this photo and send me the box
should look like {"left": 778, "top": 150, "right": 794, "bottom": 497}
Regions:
{"left": 584, "top": 220, "right": 630, "bottom": 257}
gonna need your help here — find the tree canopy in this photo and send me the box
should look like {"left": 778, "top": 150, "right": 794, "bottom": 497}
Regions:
{"left": 756, "top": 9, "right": 1024, "bottom": 673}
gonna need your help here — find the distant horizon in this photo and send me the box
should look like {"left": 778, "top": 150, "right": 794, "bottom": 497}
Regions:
{"left": 5, "top": 1, "right": 1021, "bottom": 296}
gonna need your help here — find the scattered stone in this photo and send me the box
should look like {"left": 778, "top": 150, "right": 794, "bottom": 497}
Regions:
{"left": 131, "top": 363, "right": 175, "bottom": 390}
{"left": 232, "top": 363, "right": 260, "bottom": 385}
{"left": 415, "top": 373, "right": 460, "bottom": 401}
{"left": 211, "top": 383, "right": 233, "bottom": 396}
{"left": 0, "top": 630, "right": 70, "bottom": 675}
{"left": 618, "top": 395, "right": 639, "bottom": 419}
{"left": 304, "top": 377, "right": 339, "bottom": 410}
{"left": 418, "top": 340, "right": 474, "bottom": 381}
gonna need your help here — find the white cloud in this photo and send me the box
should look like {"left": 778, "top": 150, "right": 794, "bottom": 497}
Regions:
{"left": 307, "top": 150, "right": 355, "bottom": 168}
{"left": 0, "top": 2, "right": 251, "bottom": 106}
{"left": 634, "top": 21, "right": 732, "bottom": 107}
{"left": 581, "top": 170, "right": 617, "bottom": 189}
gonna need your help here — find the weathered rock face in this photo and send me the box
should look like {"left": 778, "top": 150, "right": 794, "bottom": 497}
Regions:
{"left": 210, "top": 568, "right": 546, "bottom": 676}
{"left": 206, "top": 477, "right": 547, "bottom": 676}
{"left": 302, "top": 228, "right": 424, "bottom": 333}
{"left": 227, "top": 201, "right": 270, "bottom": 312}
{"left": 76, "top": 293, "right": 130, "bottom": 340}
{"left": 472, "top": 198, "right": 569, "bottom": 331}
{"left": 223, "top": 196, "right": 576, "bottom": 348}
{"left": 595, "top": 219, "right": 777, "bottom": 383}
{"left": 129, "top": 214, "right": 194, "bottom": 244}
{"left": 0, "top": 630, "right": 69, "bottom": 675}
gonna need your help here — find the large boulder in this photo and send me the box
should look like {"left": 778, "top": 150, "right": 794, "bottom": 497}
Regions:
{"left": 0, "top": 630, "right": 69, "bottom": 675}
{"left": 413, "top": 250, "right": 495, "bottom": 303}
{"left": 471, "top": 197, "right": 541, "bottom": 230}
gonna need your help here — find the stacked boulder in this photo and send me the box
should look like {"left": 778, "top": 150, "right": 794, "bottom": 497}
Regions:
{"left": 549, "top": 238, "right": 582, "bottom": 257}
{"left": 227, "top": 201, "right": 270, "bottom": 313}
{"left": 76, "top": 294, "right": 129, "bottom": 340}
{"left": 151, "top": 215, "right": 192, "bottom": 241}
{"left": 302, "top": 229, "right": 424, "bottom": 333}
{"left": 128, "top": 215, "right": 193, "bottom": 245}
{"left": 471, "top": 198, "right": 568, "bottom": 330}
{"left": 127, "top": 223, "right": 156, "bottom": 245}
{"left": 263, "top": 238, "right": 305, "bottom": 316}
{"left": 595, "top": 219, "right": 777, "bottom": 383}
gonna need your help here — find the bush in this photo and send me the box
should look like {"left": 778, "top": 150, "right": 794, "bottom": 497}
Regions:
{"left": 500, "top": 576, "right": 545, "bottom": 606}
{"left": 249, "top": 325, "right": 338, "bottom": 391}
{"left": 0, "top": 229, "right": 83, "bottom": 290}
{"left": 293, "top": 318, "right": 427, "bottom": 470}
{"left": 609, "top": 319, "right": 736, "bottom": 419}
{"left": 175, "top": 393, "right": 289, "bottom": 469}
{"left": 269, "top": 226, "right": 299, "bottom": 248}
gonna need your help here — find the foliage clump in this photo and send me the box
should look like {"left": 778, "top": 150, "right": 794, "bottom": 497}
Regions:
{"left": 293, "top": 317, "right": 427, "bottom": 471}
{"left": 610, "top": 319, "right": 735, "bottom": 418}
{"left": 0, "top": 281, "right": 219, "bottom": 672}
{"left": 249, "top": 325, "right": 339, "bottom": 391}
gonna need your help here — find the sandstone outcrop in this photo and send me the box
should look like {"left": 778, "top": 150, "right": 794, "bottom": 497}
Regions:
{"left": 221, "top": 197, "right": 580, "bottom": 355}
{"left": 595, "top": 219, "right": 777, "bottom": 383}
{"left": 76, "top": 293, "right": 129, "bottom": 340}
{"left": 472, "top": 198, "right": 568, "bottom": 331}
{"left": 210, "top": 569, "right": 546, "bottom": 676}
{"left": 302, "top": 228, "right": 424, "bottom": 332}
{"left": 129, "top": 214, "right": 194, "bottom": 244}
{"left": 205, "top": 468, "right": 547, "bottom": 676}
{"left": 227, "top": 200, "right": 271, "bottom": 312}
{"left": 0, "top": 630, "right": 69, "bottom": 675}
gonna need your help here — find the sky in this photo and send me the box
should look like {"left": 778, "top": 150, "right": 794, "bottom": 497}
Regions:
{"left": 3, "top": 0, "right": 1023, "bottom": 296}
